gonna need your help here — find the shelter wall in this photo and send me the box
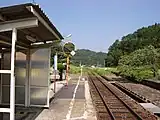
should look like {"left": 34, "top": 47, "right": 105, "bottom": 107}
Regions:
{"left": 30, "top": 48, "right": 50, "bottom": 106}
{"left": 0, "top": 48, "right": 51, "bottom": 107}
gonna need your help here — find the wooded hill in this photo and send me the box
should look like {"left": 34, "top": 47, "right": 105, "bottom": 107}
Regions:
{"left": 105, "top": 23, "right": 160, "bottom": 81}
{"left": 71, "top": 49, "right": 107, "bottom": 67}
{"left": 105, "top": 23, "right": 160, "bottom": 67}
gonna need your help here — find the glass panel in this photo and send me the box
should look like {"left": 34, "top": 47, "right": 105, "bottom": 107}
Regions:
{"left": 30, "top": 87, "right": 48, "bottom": 105}
{"left": 15, "top": 87, "right": 25, "bottom": 104}
{"left": 30, "top": 49, "right": 49, "bottom": 86}
{"left": 2, "top": 53, "right": 11, "bottom": 85}
{"left": 15, "top": 52, "right": 26, "bottom": 86}
{"left": 2, "top": 86, "right": 25, "bottom": 104}
{"left": 2, "top": 86, "right": 10, "bottom": 104}
{"left": 2, "top": 51, "right": 26, "bottom": 105}
{"left": 30, "top": 48, "right": 50, "bottom": 106}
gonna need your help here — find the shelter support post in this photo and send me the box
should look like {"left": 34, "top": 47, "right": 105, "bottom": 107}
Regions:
{"left": 10, "top": 28, "right": 17, "bottom": 120}
{"left": 0, "top": 52, "right": 2, "bottom": 104}
{"left": 54, "top": 53, "right": 57, "bottom": 93}
{"left": 0, "top": 28, "right": 17, "bottom": 120}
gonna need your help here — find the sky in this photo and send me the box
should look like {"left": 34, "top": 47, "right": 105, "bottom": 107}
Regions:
{"left": 1, "top": 0, "right": 160, "bottom": 52}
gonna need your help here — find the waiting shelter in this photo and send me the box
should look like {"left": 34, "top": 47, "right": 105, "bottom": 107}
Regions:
{"left": 0, "top": 3, "right": 63, "bottom": 120}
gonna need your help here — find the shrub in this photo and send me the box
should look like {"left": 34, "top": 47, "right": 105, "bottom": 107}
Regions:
{"left": 118, "top": 45, "right": 160, "bottom": 81}
{"left": 118, "top": 66, "right": 153, "bottom": 81}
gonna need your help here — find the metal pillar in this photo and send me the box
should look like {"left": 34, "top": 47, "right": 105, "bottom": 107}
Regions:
{"left": 0, "top": 52, "right": 2, "bottom": 104}
{"left": 66, "top": 56, "right": 69, "bottom": 86}
{"left": 25, "top": 49, "right": 30, "bottom": 107}
{"left": 0, "top": 52, "right": 3, "bottom": 120}
{"left": 54, "top": 53, "right": 57, "bottom": 93}
{"left": 10, "top": 28, "right": 17, "bottom": 120}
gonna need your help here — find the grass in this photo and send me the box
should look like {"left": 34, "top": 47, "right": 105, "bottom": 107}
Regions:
{"left": 70, "top": 65, "right": 81, "bottom": 74}
{"left": 68, "top": 64, "right": 160, "bottom": 81}
{"left": 92, "top": 67, "right": 117, "bottom": 76}
{"left": 69, "top": 65, "right": 117, "bottom": 76}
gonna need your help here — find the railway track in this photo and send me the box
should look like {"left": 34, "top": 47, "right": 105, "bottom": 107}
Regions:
{"left": 112, "top": 82, "right": 151, "bottom": 103}
{"left": 88, "top": 73, "right": 157, "bottom": 120}
{"left": 102, "top": 75, "right": 160, "bottom": 108}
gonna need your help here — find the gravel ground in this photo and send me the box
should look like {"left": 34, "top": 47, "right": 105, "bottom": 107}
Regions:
{"left": 119, "top": 83, "right": 160, "bottom": 107}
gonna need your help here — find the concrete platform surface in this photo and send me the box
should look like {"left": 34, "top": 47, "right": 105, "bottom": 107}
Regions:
{"left": 0, "top": 75, "right": 96, "bottom": 120}
{"left": 35, "top": 75, "right": 97, "bottom": 120}
{"left": 0, "top": 80, "right": 66, "bottom": 120}
{"left": 140, "top": 103, "right": 160, "bottom": 114}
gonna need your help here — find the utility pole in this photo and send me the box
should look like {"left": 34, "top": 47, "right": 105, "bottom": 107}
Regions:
{"left": 66, "top": 55, "right": 69, "bottom": 86}
{"left": 62, "top": 34, "right": 75, "bottom": 86}
{"left": 65, "top": 51, "right": 75, "bottom": 86}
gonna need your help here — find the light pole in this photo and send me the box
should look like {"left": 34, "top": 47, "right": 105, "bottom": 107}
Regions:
{"left": 62, "top": 34, "right": 76, "bottom": 86}
{"left": 65, "top": 50, "right": 75, "bottom": 85}
{"left": 66, "top": 55, "right": 69, "bottom": 85}
{"left": 62, "top": 34, "right": 72, "bottom": 86}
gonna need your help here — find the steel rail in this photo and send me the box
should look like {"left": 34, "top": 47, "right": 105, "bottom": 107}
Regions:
{"left": 113, "top": 82, "right": 149, "bottom": 103}
{"left": 95, "top": 75, "right": 143, "bottom": 120}
{"left": 89, "top": 75, "right": 116, "bottom": 120}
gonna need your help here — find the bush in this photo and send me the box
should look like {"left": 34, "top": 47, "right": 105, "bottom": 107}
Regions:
{"left": 118, "top": 45, "right": 160, "bottom": 81}
{"left": 57, "top": 63, "right": 65, "bottom": 80}
{"left": 118, "top": 66, "right": 153, "bottom": 82}
{"left": 58, "top": 63, "right": 65, "bottom": 72}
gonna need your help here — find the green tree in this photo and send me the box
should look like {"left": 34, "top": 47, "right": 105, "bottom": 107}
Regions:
{"left": 105, "top": 40, "right": 123, "bottom": 66}
{"left": 58, "top": 63, "right": 65, "bottom": 80}
{"left": 106, "top": 23, "right": 160, "bottom": 67}
{"left": 118, "top": 45, "right": 160, "bottom": 80}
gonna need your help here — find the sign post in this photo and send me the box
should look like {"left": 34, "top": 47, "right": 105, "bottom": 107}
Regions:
{"left": 66, "top": 55, "right": 69, "bottom": 86}
{"left": 63, "top": 42, "right": 75, "bottom": 86}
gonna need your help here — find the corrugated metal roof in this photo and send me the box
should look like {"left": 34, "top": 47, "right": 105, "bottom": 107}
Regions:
{"left": 0, "top": 3, "right": 63, "bottom": 41}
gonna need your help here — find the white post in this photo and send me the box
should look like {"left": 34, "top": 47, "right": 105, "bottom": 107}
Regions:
{"left": 10, "top": 28, "right": 17, "bottom": 120}
{"left": 0, "top": 53, "right": 3, "bottom": 104}
{"left": 80, "top": 61, "right": 82, "bottom": 77}
{"left": 54, "top": 53, "right": 58, "bottom": 71}
{"left": 81, "top": 66, "right": 83, "bottom": 77}
{"left": 54, "top": 53, "right": 57, "bottom": 93}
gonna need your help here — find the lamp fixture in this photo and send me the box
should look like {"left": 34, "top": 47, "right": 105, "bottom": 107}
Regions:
{"left": 66, "top": 34, "right": 72, "bottom": 38}
{"left": 26, "top": 35, "right": 36, "bottom": 42}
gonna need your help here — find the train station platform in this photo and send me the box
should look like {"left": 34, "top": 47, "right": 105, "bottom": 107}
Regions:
{"left": 140, "top": 103, "right": 160, "bottom": 115}
{"left": 0, "top": 80, "right": 66, "bottom": 120}
{"left": 35, "top": 74, "right": 96, "bottom": 120}
{"left": 0, "top": 75, "right": 97, "bottom": 120}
